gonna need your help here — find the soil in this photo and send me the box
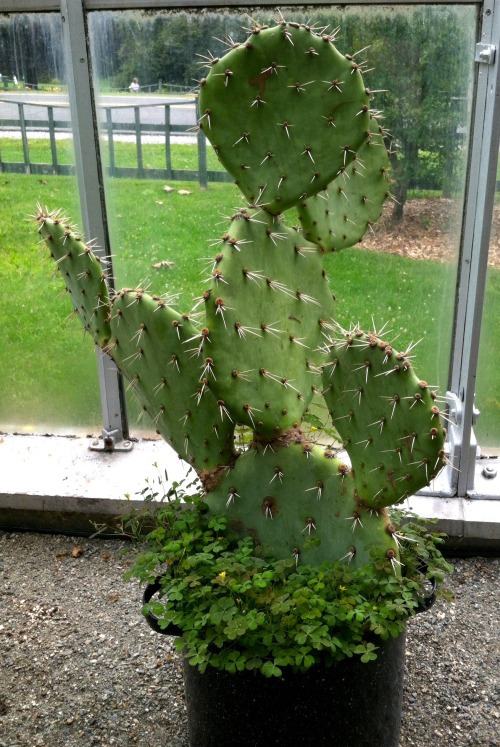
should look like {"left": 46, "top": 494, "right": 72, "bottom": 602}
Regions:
{"left": 360, "top": 198, "right": 500, "bottom": 269}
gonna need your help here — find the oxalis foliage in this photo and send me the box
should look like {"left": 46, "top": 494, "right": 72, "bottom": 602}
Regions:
{"left": 122, "top": 469, "right": 453, "bottom": 678}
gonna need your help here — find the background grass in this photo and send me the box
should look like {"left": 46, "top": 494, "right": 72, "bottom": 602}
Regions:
{"left": 0, "top": 136, "right": 223, "bottom": 172}
{"left": 1, "top": 152, "right": 499, "bottom": 444}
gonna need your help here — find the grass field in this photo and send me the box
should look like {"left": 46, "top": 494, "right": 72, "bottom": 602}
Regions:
{"left": 1, "top": 156, "right": 498, "bottom": 444}
{"left": 0, "top": 136, "right": 223, "bottom": 173}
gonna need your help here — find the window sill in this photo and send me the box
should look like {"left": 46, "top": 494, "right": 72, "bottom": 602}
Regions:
{"left": 0, "top": 433, "right": 499, "bottom": 551}
{"left": 0, "top": 432, "right": 191, "bottom": 536}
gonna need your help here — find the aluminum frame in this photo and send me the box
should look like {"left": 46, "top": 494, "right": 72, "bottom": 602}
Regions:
{"left": 60, "top": 0, "right": 130, "bottom": 449}
{"left": 447, "top": 0, "right": 500, "bottom": 496}
{"left": 0, "top": 0, "right": 482, "bottom": 11}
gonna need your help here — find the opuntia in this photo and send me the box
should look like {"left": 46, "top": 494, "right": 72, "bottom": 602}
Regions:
{"left": 34, "top": 19, "right": 446, "bottom": 573}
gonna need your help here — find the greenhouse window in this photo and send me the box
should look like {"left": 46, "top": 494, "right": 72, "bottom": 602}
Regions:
{"left": 0, "top": 0, "right": 499, "bottom": 546}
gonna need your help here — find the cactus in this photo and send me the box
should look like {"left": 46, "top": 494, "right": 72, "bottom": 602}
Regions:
{"left": 34, "top": 19, "right": 446, "bottom": 575}
{"left": 197, "top": 22, "right": 371, "bottom": 214}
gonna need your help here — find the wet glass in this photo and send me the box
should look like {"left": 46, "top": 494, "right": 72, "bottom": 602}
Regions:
{"left": 475, "top": 203, "right": 500, "bottom": 450}
{"left": 87, "top": 5, "right": 477, "bottom": 435}
{"left": 0, "top": 12, "right": 101, "bottom": 433}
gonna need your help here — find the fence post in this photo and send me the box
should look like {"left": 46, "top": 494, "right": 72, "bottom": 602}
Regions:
{"left": 18, "top": 102, "right": 30, "bottom": 174}
{"left": 47, "top": 106, "right": 59, "bottom": 175}
{"left": 105, "top": 108, "right": 116, "bottom": 177}
{"left": 164, "top": 104, "right": 172, "bottom": 178}
{"left": 134, "top": 106, "right": 144, "bottom": 177}
{"left": 196, "top": 97, "right": 207, "bottom": 190}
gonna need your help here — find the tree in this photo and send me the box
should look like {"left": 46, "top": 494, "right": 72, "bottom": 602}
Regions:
{"left": 335, "top": 6, "right": 474, "bottom": 220}
{"left": 0, "top": 13, "right": 65, "bottom": 87}
{"left": 0, "top": 7, "right": 475, "bottom": 222}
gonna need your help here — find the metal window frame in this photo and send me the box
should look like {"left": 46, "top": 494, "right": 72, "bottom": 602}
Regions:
{"left": 0, "top": 0, "right": 482, "bottom": 9}
{"left": 1, "top": 0, "right": 499, "bottom": 503}
{"left": 60, "top": 0, "right": 131, "bottom": 451}
{"left": 447, "top": 0, "right": 500, "bottom": 498}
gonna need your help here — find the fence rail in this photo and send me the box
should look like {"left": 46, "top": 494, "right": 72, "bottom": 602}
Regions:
{"left": 2, "top": 97, "right": 483, "bottom": 191}
{"left": 0, "top": 97, "right": 231, "bottom": 187}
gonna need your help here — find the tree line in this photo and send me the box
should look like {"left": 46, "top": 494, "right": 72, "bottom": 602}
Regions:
{"left": 0, "top": 7, "right": 475, "bottom": 218}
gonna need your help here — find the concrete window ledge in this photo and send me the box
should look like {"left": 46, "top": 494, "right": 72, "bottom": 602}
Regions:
{"left": 0, "top": 433, "right": 192, "bottom": 536}
{"left": 0, "top": 433, "right": 499, "bottom": 552}
{"left": 404, "top": 494, "right": 500, "bottom": 554}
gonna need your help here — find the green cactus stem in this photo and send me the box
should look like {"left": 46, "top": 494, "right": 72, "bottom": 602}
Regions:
{"left": 198, "top": 22, "right": 371, "bottom": 213}
{"left": 203, "top": 208, "right": 336, "bottom": 435}
{"left": 35, "top": 206, "right": 236, "bottom": 472}
{"left": 35, "top": 207, "right": 111, "bottom": 346}
{"left": 205, "top": 438, "right": 396, "bottom": 569}
{"left": 321, "top": 323, "right": 447, "bottom": 509}
{"left": 108, "top": 290, "right": 236, "bottom": 470}
{"left": 33, "top": 19, "right": 448, "bottom": 580}
{"left": 297, "top": 117, "right": 392, "bottom": 251}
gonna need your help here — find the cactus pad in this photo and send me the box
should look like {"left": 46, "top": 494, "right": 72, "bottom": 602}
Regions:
{"left": 108, "top": 290, "right": 236, "bottom": 469}
{"left": 35, "top": 208, "right": 111, "bottom": 347}
{"left": 205, "top": 438, "right": 396, "bottom": 568}
{"left": 198, "top": 22, "right": 370, "bottom": 213}
{"left": 322, "top": 324, "right": 447, "bottom": 509}
{"left": 297, "top": 117, "right": 392, "bottom": 251}
{"left": 203, "top": 209, "right": 336, "bottom": 435}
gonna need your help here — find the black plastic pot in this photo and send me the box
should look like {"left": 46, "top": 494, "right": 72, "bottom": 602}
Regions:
{"left": 142, "top": 572, "right": 436, "bottom": 747}
{"left": 183, "top": 633, "right": 406, "bottom": 747}
{"left": 142, "top": 576, "right": 183, "bottom": 637}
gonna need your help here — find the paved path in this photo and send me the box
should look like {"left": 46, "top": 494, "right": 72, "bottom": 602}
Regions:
{"left": 0, "top": 92, "right": 197, "bottom": 128}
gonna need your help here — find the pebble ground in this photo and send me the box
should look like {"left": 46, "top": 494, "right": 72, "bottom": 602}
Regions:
{"left": 0, "top": 531, "right": 498, "bottom": 747}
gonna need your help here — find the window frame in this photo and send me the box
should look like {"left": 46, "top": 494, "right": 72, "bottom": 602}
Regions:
{"left": 1, "top": 0, "right": 500, "bottom": 513}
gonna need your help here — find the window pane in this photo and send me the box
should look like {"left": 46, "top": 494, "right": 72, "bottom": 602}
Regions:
{"left": 475, "top": 209, "right": 500, "bottom": 450}
{"left": 0, "top": 13, "right": 101, "bottom": 432}
{"left": 87, "top": 5, "right": 476, "bottom": 435}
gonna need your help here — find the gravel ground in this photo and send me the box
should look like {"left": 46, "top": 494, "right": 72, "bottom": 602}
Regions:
{"left": 0, "top": 531, "right": 498, "bottom": 747}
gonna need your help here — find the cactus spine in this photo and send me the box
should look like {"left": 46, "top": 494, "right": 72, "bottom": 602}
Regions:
{"left": 34, "top": 20, "right": 446, "bottom": 573}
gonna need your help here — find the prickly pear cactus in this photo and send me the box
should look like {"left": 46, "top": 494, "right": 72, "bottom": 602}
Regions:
{"left": 197, "top": 22, "right": 371, "bottom": 213}
{"left": 34, "top": 19, "right": 446, "bottom": 573}
{"left": 203, "top": 208, "right": 336, "bottom": 435}
{"left": 297, "top": 117, "right": 392, "bottom": 251}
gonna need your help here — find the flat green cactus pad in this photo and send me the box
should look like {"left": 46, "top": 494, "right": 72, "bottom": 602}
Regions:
{"left": 35, "top": 208, "right": 111, "bottom": 347}
{"left": 205, "top": 439, "right": 396, "bottom": 568}
{"left": 203, "top": 209, "right": 336, "bottom": 435}
{"left": 322, "top": 325, "right": 447, "bottom": 508}
{"left": 199, "top": 22, "right": 370, "bottom": 214}
{"left": 297, "top": 117, "right": 392, "bottom": 251}
{"left": 109, "top": 290, "right": 236, "bottom": 470}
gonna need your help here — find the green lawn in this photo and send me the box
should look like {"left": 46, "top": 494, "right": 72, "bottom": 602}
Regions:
{"left": 1, "top": 167, "right": 499, "bottom": 445}
{"left": 0, "top": 136, "right": 223, "bottom": 173}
